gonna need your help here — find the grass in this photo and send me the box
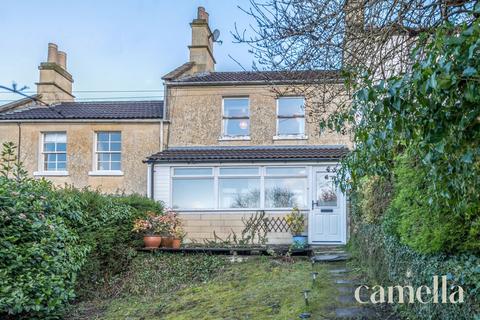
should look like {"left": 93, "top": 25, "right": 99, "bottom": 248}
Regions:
{"left": 67, "top": 253, "right": 337, "bottom": 320}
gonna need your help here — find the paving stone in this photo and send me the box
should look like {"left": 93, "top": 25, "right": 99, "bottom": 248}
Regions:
{"left": 336, "top": 294, "right": 357, "bottom": 304}
{"left": 311, "top": 254, "right": 350, "bottom": 262}
{"left": 335, "top": 306, "right": 378, "bottom": 318}
{"left": 334, "top": 307, "right": 365, "bottom": 318}
{"left": 328, "top": 268, "right": 349, "bottom": 274}
{"left": 337, "top": 286, "right": 355, "bottom": 293}
{"left": 335, "top": 279, "right": 355, "bottom": 285}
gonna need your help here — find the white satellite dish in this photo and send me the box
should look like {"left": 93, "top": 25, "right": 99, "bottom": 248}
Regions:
{"left": 212, "top": 29, "right": 221, "bottom": 41}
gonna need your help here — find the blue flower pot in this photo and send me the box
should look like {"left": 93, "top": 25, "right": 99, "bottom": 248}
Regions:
{"left": 292, "top": 235, "right": 308, "bottom": 248}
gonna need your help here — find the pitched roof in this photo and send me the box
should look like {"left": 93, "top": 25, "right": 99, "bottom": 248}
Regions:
{"left": 0, "top": 95, "right": 41, "bottom": 114}
{"left": 146, "top": 145, "right": 349, "bottom": 163}
{"left": 162, "top": 62, "right": 195, "bottom": 80}
{"left": 168, "top": 70, "right": 342, "bottom": 85}
{"left": 0, "top": 100, "right": 163, "bottom": 120}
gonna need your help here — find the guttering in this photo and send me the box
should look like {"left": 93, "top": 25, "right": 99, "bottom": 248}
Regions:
{"left": 166, "top": 79, "right": 344, "bottom": 87}
{"left": 0, "top": 119, "right": 168, "bottom": 123}
{"left": 143, "top": 157, "right": 346, "bottom": 164}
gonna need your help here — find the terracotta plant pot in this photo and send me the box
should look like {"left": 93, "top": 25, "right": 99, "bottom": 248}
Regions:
{"left": 162, "top": 236, "right": 173, "bottom": 248}
{"left": 143, "top": 235, "right": 162, "bottom": 248}
{"left": 172, "top": 238, "right": 181, "bottom": 249}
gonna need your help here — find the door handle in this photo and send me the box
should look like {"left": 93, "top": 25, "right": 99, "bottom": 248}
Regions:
{"left": 311, "top": 200, "right": 320, "bottom": 210}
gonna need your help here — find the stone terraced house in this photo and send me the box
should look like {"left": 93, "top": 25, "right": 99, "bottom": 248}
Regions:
{"left": 0, "top": 7, "right": 352, "bottom": 245}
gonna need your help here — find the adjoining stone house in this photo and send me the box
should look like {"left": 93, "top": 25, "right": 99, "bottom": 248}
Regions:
{"left": 146, "top": 7, "right": 352, "bottom": 244}
{"left": 0, "top": 44, "right": 165, "bottom": 194}
{"left": 0, "top": 6, "right": 352, "bottom": 245}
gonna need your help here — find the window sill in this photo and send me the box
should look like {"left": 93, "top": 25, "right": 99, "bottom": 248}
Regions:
{"left": 218, "top": 136, "right": 251, "bottom": 141}
{"left": 88, "top": 170, "right": 124, "bottom": 176}
{"left": 273, "top": 135, "right": 308, "bottom": 140}
{"left": 33, "top": 171, "right": 69, "bottom": 177}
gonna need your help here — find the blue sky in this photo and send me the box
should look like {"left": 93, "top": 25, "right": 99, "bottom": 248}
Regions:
{"left": 0, "top": 0, "right": 257, "bottom": 103}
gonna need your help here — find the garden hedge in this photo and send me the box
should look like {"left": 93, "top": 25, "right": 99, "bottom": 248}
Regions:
{"left": 0, "top": 142, "right": 164, "bottom": 319}
{"left": 351, "top": 220, "right": 480, "bottom": 320}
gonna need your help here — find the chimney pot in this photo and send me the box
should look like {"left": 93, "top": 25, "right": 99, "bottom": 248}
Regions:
{"left": 47, "top": 43, "right": 58, "bottom": 63}
{"left": 57, "top": 51, "right": 67, "bottom": 69}
{"left": 197, "top": 6, "right": 209, "bottom": 22}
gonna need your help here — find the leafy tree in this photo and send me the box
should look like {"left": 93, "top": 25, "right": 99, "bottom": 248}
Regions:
{"left": 345, "top": 19, "right": 480, "bottom": 253}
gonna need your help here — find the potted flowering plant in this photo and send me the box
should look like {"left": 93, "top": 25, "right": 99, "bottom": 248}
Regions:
{"left": 157, "top": 209, "right": 175, "bottom": 247}
{"left": 171, "top": 224, "right": 186, "bottom": 249}
{"left": 285, "top": 207, "right": 307, "bottom": 248}
{"left": 133, "top": 211, "right": 168, "bottom": 248}
{"left": 163, "top": 208, "right": 186, "bottom": 248}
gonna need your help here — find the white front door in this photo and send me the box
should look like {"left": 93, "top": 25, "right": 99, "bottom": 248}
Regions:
{"left": 309, "top": 168, "right": 346, "bottom": 244}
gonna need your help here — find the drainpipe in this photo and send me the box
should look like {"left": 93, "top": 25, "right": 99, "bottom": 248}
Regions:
{"left": 149, "top": 163, "right": 155, "bottom": 200}
{"left": 160, "top": 121, "right": 164, "bottom": 152}
{"left": 161, "top": 81, "right": 167, "bottom": 152}
{"left": 17, "top": 122, "right": 22, "bottom": 160}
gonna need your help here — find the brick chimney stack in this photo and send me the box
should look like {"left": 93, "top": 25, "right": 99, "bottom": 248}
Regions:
{"left": 36, "top": 43, "right": 74, "bottom": 105}
{"left": 189, "top": 7, "right": 216, "bottom": 73}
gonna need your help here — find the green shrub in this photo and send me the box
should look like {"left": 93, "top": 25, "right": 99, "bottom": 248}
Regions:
{"left": 338, "top": 19, "right": 480, "bottom": 254}
{"left": 0, "top": 142, "right": 166, "bottom": 317}
{"left": 0, "top": 144, "right": 89, "bottom": 319}
{"left": 57, "top": 188, "right": 164, "bottom": 300}
{"left": 350, "top": 219, "right": 480, "bottom": 320}
{"left": 386, "top": 153, "right": 476, "bottom": 254}
{"left": 356, "top": 175, "right": 393, "bottom": 224}
{"left": 350, "top": 181, "right": 480, "bottom": 320}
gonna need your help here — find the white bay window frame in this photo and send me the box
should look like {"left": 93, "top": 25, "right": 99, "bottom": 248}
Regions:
{"left": 171, "top": 167, "right": 215, "bottom": 209}
{"left": 170, "top": 165, "right": 310, "bottom": 211}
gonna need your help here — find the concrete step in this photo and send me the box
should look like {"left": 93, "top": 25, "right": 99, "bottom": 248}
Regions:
{"left": 334, "top": 306, "right": 377, "bottom": 319}
{"left": 311, "top": 253, "right": 350, "bottom": 262}
{"left": 310, "top": 245, "right": 346, "bottom": 251}
{"left": 328, "top": 268, "right": 349, "bottom": 274}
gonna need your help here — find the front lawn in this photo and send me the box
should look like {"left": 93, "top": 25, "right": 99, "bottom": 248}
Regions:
{"left": 68, "top": 253, "right": 336, "bottom": 320}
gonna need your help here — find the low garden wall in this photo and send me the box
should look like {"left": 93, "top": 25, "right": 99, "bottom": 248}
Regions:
{"left": 180, "top": 211, "right": 294, "bottom": 245}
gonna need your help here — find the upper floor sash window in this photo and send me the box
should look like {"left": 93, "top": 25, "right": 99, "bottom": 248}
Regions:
{"left": 277, "top": 97, "right": 305, "bottom": 137}
{"left": 222, "top": 97, "right": 250, "bottom": 138}
{"left": 42, "top": 132, "right": 67, "bottom": 171}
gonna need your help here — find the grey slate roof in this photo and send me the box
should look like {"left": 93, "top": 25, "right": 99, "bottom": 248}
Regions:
{"left": 146, "top": 145, "right": 349, "bottom": 163}
{"left": 0, "top": 100, "right": 163, "bottom": 120}
{"left": 169, "top": 70, "right": 341, "bottom": 85}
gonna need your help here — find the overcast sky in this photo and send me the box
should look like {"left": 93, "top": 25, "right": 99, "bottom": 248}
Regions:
{"left": 0, "top": 0, "right": 257, "bottom": 103}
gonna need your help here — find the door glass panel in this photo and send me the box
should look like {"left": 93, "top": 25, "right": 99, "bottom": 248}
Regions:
{"left": 316, "top": 173, "right": 337, "bottom": 206}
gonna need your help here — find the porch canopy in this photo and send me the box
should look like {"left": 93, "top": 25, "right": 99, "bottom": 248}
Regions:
{"left": 145, "top": 145, "right": 349, "bottom": 163}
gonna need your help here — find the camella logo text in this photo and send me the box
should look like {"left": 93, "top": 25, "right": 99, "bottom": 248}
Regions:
{"left": 355, "top": 276, "right": 464, "bottom": 304}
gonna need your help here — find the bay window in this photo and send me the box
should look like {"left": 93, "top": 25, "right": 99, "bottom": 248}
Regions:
{"left": 172, "top": 168, "right": 214, "bottom": 209}
{"left": 264, "top": 167, "right": 307, "bottom": 208}
{"left": 171, "top": 166, "right": 308, "bottom": 210}
{"left": 219, "top": 167, "right": 260, "bottom": 208}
